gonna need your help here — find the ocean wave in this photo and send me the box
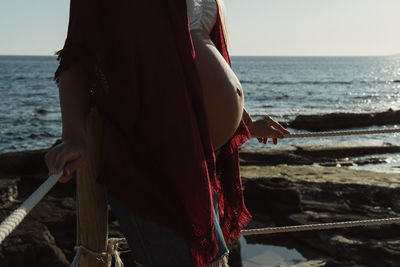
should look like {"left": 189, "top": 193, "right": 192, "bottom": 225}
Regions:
{"left": 240, "top": 80, "right": 394, "bottom": 86}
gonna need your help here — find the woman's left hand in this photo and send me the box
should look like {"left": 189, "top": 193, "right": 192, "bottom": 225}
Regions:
{"left": 248, "top": 115, "right": 290, "bottom": 145}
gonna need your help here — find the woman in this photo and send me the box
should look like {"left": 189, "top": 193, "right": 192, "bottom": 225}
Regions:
{"left": 45, "top": 0, "right": 289, "bottom": 266}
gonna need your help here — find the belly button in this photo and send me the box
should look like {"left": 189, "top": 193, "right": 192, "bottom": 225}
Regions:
{"left": 236, "top": 88, "right": 242, "bottom": 97}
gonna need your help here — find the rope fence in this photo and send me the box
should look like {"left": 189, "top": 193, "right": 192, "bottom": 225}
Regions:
{"left": 0, "top": 173, "right": 61, "bottom": 244}
{"left": 241, "top": 217, "right": 400, "bottom": 236}
{"left": 71, "top": 238, "right": 128, "bottom": 267}
{"left": 0, "top": 127, "right": 400, "bottom": 266}
{"left": 283, "top": 128, "right": 400, "bottom": 138}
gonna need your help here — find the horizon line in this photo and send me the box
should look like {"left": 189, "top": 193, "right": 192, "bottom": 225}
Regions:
{"left": 0, "top": 53, "right": 399, "bottom": 57}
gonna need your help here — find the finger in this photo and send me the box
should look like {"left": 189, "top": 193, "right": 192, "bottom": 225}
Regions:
{"left": 59, "top": 173, "right": 73, "bottom": 183}
{"left": 270, "top": 128, "right": 285, "bottom": 138}
{"left": 64, "top": 155, "right": 86, "bottom": 178}
{"left": 268, "top": 117, "right": 289, "bottom": 131}
{"left": 257, "top": 138, "right": 262, "bottom": 143}
{"left": 44, "top": 149, "right": 55, "bottom": 171}
{"left": 44, "top": 151, "right": 50, "bottom": 167}
{"left": 271, "top": 121, "right": 291, "bottom": 135}
{"left": 46, "top": 154, "right": 60, "bottom": 177}
{"left": 263, "top": 138, "right": 268, "bottom": 144}
{"left": 273, "top": 138, "right": 278, "bottom": 145}
{"left": 50, "top": 152, "right": 69, "bottom": 176}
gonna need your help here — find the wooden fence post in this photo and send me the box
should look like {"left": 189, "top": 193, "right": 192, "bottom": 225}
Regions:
{"left": 76, "top": 108, "right": 109, "bottom": 267}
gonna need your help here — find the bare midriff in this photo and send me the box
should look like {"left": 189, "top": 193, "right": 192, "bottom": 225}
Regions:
{"left": 191, "top": 30, "right": 244, "bottom": 150}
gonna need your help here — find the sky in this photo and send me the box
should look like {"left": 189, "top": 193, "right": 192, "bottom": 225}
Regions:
{"left": 0, "top": 0, "right": 399, "bottom": 56}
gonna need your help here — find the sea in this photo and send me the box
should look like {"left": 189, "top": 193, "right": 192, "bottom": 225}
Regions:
{"left": 1, "top": 55, "right": 400, "bottom": 172}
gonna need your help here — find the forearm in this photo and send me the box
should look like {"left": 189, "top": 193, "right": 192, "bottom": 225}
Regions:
{"left": 57, "top": 64, "right": 91, "bottom": 140}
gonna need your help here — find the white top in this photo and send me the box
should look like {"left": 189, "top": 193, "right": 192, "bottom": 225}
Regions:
{"left": 186, "top": 0, "right": 218, "bottom": 34}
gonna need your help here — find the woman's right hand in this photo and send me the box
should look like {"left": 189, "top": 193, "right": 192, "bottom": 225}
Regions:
{"left": 44, "top": 137, "right": 88, "bottom": 183}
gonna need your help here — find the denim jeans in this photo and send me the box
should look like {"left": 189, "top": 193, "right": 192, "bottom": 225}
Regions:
{"left": 106, "top": 189, "right": 229, "bottom": 267}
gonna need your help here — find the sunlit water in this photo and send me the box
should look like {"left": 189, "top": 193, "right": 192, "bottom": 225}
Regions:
{"left": 1, "top": 55, "right": 400, "bottom": 172}
{"left": 0, "top": 56, "right": 61, "bottom": 152}
{"left": 240, "top": 237, "right": 307, "bottom": 266}
{"left": 234, "top": 56, "right": 400, "bottom": 173}
{"left": 233, "top": 56, "right": 400, "bottom": 119}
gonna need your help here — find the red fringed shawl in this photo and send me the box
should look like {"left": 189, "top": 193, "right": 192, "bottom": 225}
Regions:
{"left": 55, "top": 1, "right": 251, "bottom": 266}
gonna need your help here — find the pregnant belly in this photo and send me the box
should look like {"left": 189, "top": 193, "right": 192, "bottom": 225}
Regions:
{"left": 191, "top": 31, "right": 244, "bottom": 150}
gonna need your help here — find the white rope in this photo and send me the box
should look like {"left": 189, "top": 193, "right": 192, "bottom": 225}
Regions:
{"left": 70, "top": 238, "right": 128, "bottom": 267}
{"left": 70, "top": 245, "right": 82, "bottom": 267}
{"left": 282, "top": 128, "right": 400, "bottom": 138}
{"left": 0, "top": 173, "right": 62, "bottom": 244}
{"left": 68, "top": 216, "right": 400, "bottom": 263}
{"left": 107, "top": 238, "right": 128, "bottom": 267}
{"left": 241, "top": 217, "right": 400, "bottom": 236}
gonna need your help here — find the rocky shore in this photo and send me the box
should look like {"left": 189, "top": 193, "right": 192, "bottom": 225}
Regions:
{"left": 282, "top": 109, "right": 400, "bottom": 131}
{"left": 240, "top": 166, "right": 400, "bottom": 266}
{"left": 0, "top": 145, "right": 400, "bottom": 266}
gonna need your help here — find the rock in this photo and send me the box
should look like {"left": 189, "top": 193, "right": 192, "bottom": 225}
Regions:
{"left": 354, "top": 157, "right": 387, "bottom": 165}
{"left": 0, "top": 174, "right": 78, "bottom": 266}
{"left": 240, "top": 145, "right": 400, "bottom": 168}
{"left": 242, "top": 176, "right": 400, "bottom": 267}
{"left": 0, "top": 178, "right": 20, "bottom": 207}
{"left": 239, "top": 149, "right": 313, "bottom": 166}
{"left": 0, "top": 220, "right": 69, "bottom": 267}
{"left": 338, "top": 161, "right": 354, "bottom": 167}
{"left": 243, "top": 177, "right": 302, "bottom": 216}
{"left": 294, "top": 144, "right": 400, "bottom": 159}
{"left": 35, "top": 109, "right": 48, "bottom": 115}
{"left": 289, "top": 260, "right": 327, "bottom": 267}
{"left": 317, "top": 160, "right": 355, "bottom": 167}
{"left": 239, "top": 148, "right": 310, "bottom": 166}
{"left": 0, "top": 150, "right": 48, "bottom": 175}
{"left": 1, "top": 148, "right": 400, "bottom": 266}
{"left": 324, "top": 259, "right": 361, "bottom": 267}
{"left": 319, "top": 161, "right": 340, "bottom": 167}
{"left": 287, "top": 109, "right": 400, "bottom": 131}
